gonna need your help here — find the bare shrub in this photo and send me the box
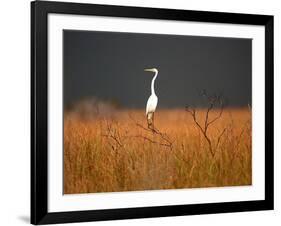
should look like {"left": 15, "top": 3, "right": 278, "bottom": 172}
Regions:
{"left": 186, "top": 91, "right": 226, "bottom": 157}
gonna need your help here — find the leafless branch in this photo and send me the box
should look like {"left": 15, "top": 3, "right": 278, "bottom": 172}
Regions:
{"left": 185, "top": 91, "right": 226, "bottom": 157}
{"left": 102, "top": 120, "right": 124, "bottom": 151}
{"left": 130, "top": 135, "right": 172, "bottom": 148}
{"left": 128, "top": 114, "right": 174, "bottom": 150}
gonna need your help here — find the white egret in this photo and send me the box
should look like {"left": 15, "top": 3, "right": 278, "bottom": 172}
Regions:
{"left": 144, "top": 68, "right": 158, "bottom": 129}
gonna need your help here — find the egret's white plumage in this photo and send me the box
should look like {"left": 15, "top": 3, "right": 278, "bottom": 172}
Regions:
{"left": 144, "top": 68, "right": 158, "bottom": 129}
{"left": 146, "top": 95, "right": 158, "bottom": 116}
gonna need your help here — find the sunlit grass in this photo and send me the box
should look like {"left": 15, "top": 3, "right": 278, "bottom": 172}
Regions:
{"left": 64, "top": 109, "right": 251, "bottom": 194}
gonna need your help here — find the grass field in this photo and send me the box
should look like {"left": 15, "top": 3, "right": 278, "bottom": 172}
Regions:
{"left": 64, "top": 108, "right": 252, "bottom": 194}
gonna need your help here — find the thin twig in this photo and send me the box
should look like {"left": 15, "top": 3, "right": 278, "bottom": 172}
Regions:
{"left": 130, "top": 135, "right": 172, "bottom": 148}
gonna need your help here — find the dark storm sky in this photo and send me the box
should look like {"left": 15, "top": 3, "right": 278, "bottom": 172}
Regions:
{"left": 63, "top": 30, "right": 252, "bottom": 109}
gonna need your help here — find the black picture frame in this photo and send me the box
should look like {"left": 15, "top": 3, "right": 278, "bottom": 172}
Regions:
{"left": 31, "top": 0, "right": 274, "bottom": 224}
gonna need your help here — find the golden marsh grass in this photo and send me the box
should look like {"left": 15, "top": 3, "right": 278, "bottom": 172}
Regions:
{"left": 64, "top": 109, "right": 251, "bottom": 194}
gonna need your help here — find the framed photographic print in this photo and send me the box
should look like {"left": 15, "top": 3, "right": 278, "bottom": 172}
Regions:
{"left": 31, "top": 0, "right": 274, "bottom": 224}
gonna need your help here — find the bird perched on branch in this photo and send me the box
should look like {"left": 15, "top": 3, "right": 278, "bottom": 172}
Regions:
{"left": 144, "top": 68, "right": 158, "bottom": 130}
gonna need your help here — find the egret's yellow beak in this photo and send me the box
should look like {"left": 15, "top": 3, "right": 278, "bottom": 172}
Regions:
{"left": 144, "top": 68, "right": 154, "bottom": 72}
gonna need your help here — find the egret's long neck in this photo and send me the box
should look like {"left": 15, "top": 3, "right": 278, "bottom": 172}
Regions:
{"left": 151, "top": 71, "right": 158, "bottom": 96}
